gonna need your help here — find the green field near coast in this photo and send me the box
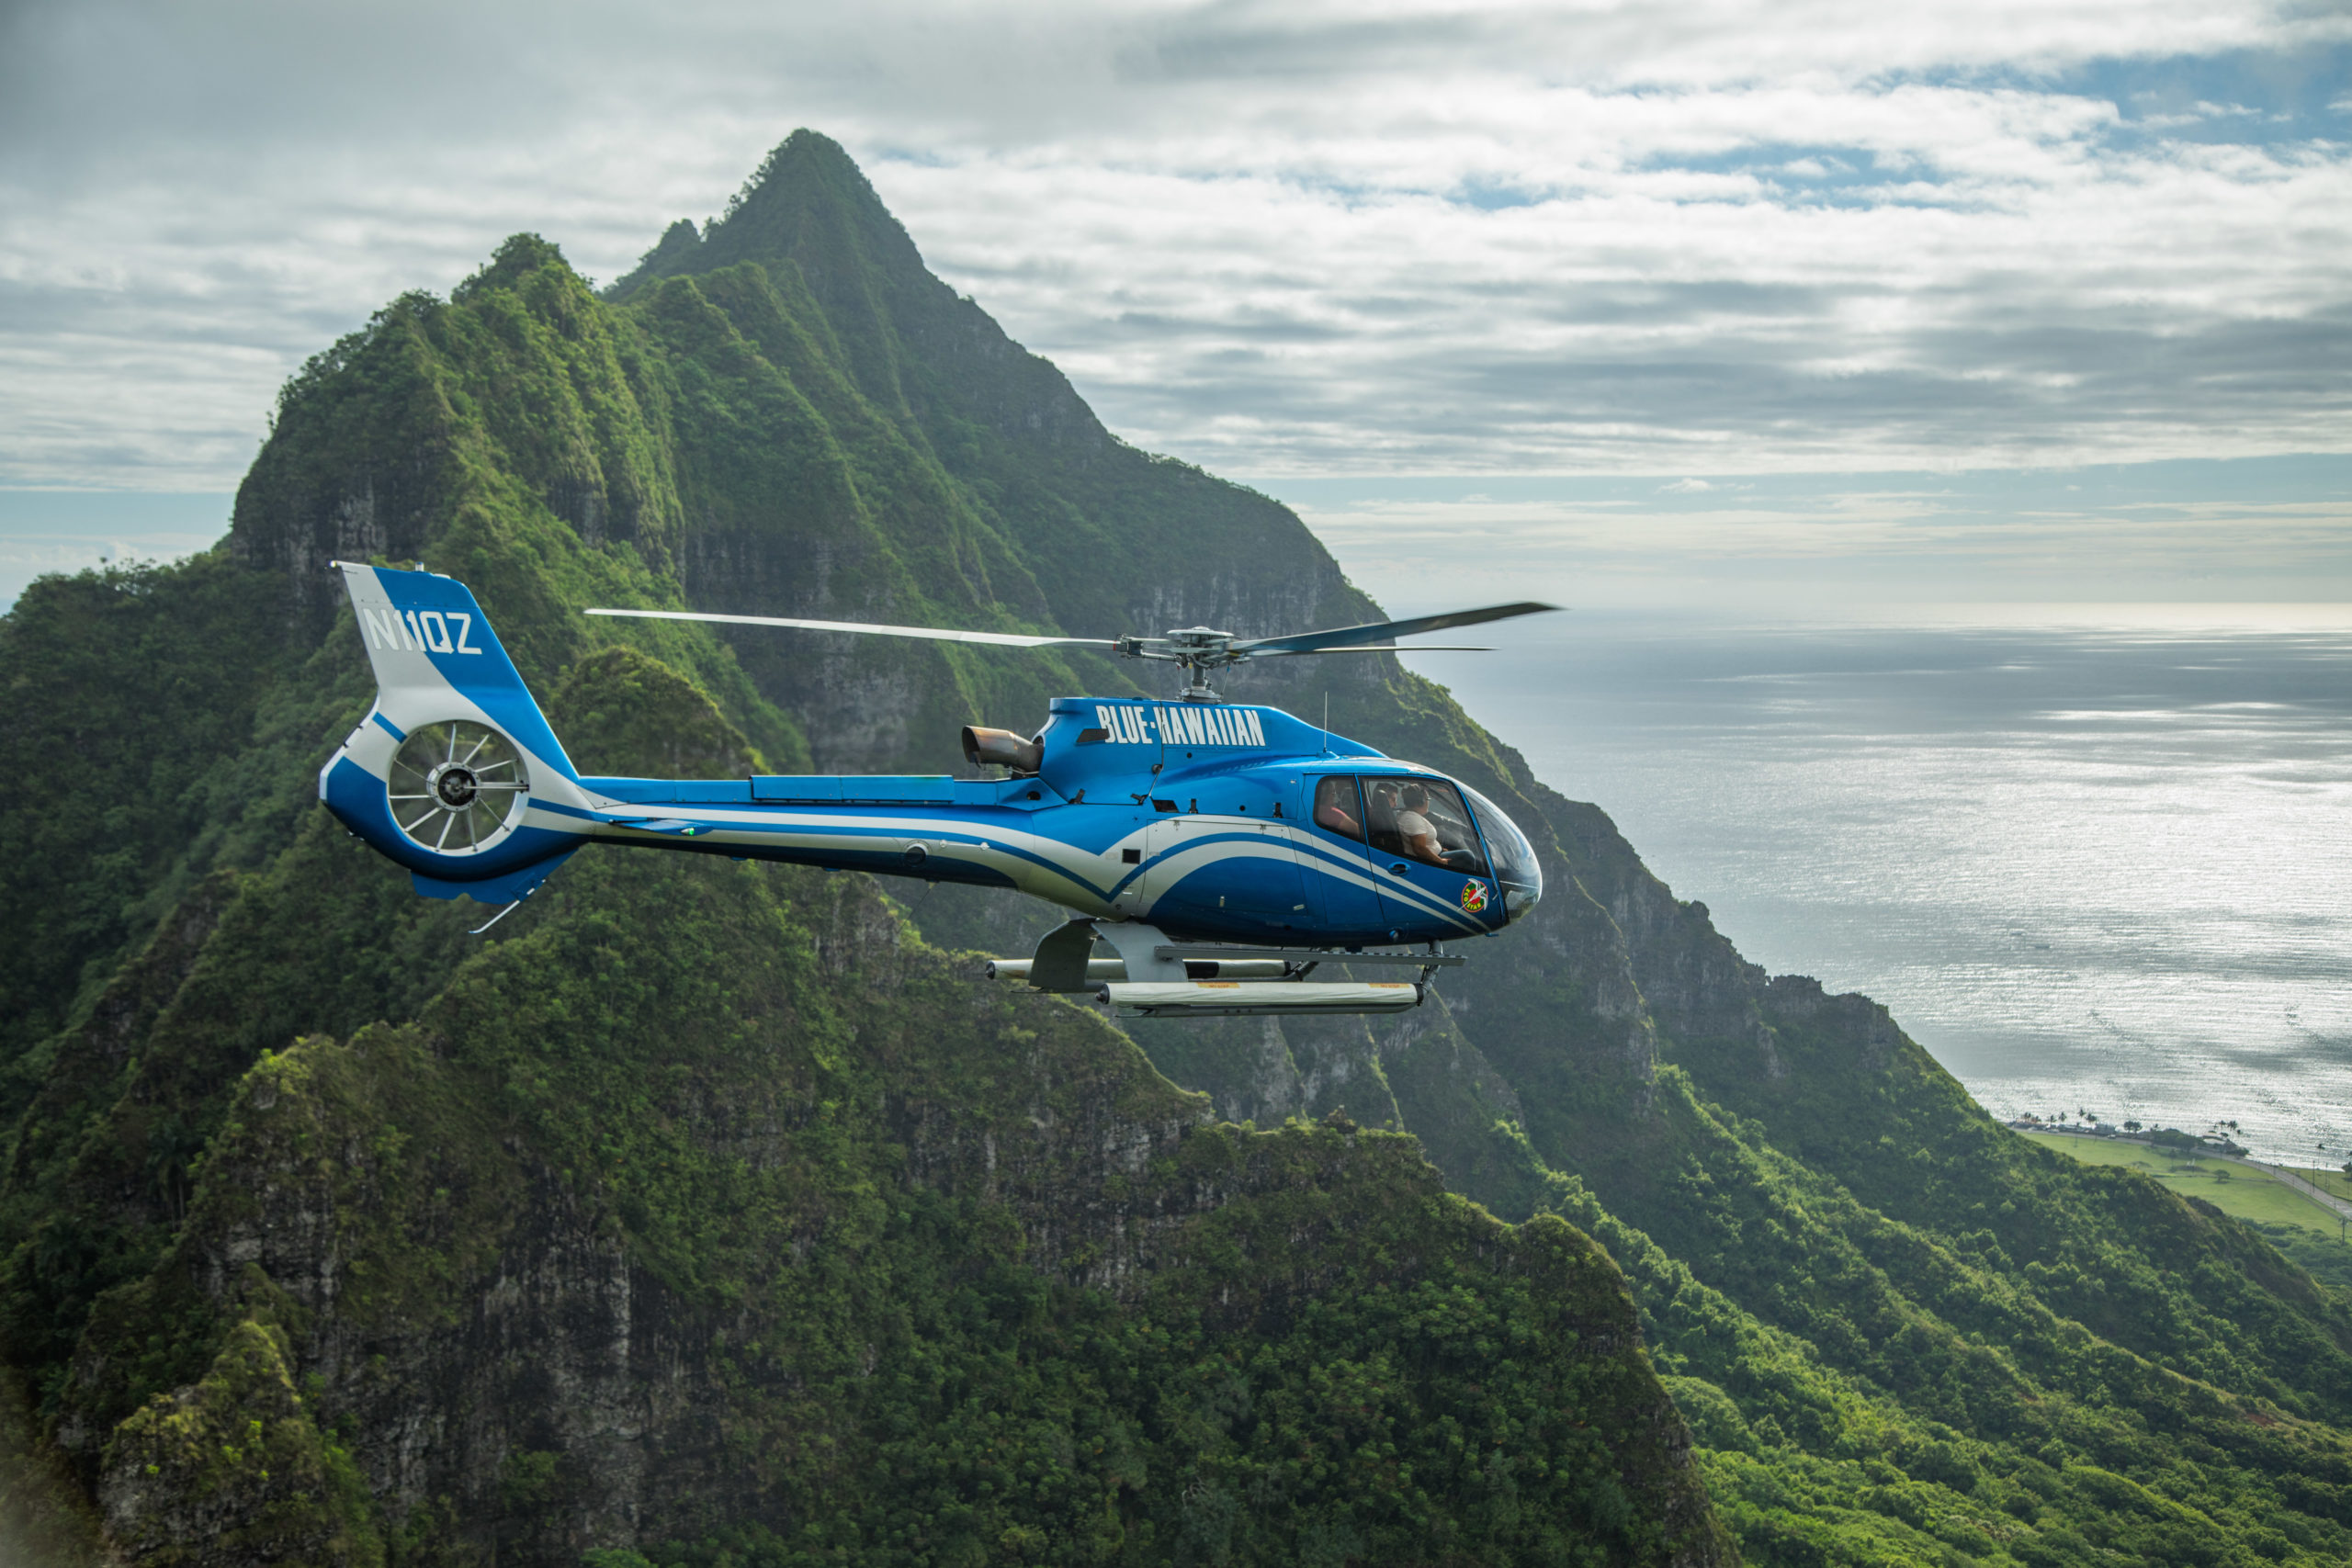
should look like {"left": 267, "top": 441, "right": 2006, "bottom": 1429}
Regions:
{"left": 2304, "top": 1165, "right": 2352, "bottom": 1203}
{"left": 2020, "top": 1130, "right": 2348, "bottom": 1237}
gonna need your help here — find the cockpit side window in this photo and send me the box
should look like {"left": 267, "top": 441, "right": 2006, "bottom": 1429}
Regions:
{"left": 1312, "top": 776, "right": 1366, "bottom": 842}
{"left": 1363, "top": 777, "right": 1489, "bottom": 875}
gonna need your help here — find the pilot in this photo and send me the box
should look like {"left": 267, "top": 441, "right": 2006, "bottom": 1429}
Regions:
{"left": 1395, "top": 784, "right": 1444, "bottom": 864}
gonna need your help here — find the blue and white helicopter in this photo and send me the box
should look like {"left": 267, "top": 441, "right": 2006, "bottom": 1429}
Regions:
{"left": 318, "top": 562, "right": 1554, "bottom": 1018}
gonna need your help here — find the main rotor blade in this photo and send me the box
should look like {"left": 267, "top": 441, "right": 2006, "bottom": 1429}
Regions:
{"left": 1257, "top": 644, "right": 1496, "bottom": 656}
{"left": 1231, "top": 601, "right": 1561, "bottom": 659}
{"left": 585, "top": 607, "right": 1120, "bottom": 649}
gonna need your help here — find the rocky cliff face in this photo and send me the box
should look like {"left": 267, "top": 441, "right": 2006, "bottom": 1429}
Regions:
{"left": 45, "top": 842, "right": 1726, "bottom": 1567}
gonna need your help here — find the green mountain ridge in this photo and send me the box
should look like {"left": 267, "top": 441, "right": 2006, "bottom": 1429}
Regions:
{"left": 2, "top": 130, "right": 2348, "bottom": 1566}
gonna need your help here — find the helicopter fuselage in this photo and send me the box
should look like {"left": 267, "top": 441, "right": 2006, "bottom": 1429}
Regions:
{"left": 317, "top": 563, "right": 1545, "bottom": 951}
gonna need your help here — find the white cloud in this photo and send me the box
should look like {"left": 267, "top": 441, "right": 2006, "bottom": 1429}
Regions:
{"left": 1279, "top": 474, "right": 2352, "bottom": 612}
{"left": 0, "top": 0, "right": 2345, "bottom": 499}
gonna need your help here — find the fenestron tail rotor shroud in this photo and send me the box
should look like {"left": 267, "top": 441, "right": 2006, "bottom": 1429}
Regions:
{"left": 388, "top": 719, "right": 530, "bottom": 854}
{"left": 584, "top": 600, "right": 1562, "bottom": 701}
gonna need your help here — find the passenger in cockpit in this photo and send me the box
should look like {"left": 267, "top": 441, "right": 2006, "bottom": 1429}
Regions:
{"left": 1394, "top": 784, "right": 1446, "bottom": 864}
{"left": 1314, "top": 776, "right": 1363, "bottom": 839}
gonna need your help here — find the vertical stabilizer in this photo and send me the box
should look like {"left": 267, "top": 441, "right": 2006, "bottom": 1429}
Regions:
{"left": 318, "top": 563, "right": 589, "bottom": 899}
{"left": 336, "top": 562, "right": 575, "bottom": 776}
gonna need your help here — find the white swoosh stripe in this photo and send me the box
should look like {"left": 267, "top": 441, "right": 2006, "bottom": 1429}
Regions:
{"left": 1145, "top": 830, "right": 1484, "bottom": 934}
{"left": 566, "top": 811, "right": 1125, "bottom": 912}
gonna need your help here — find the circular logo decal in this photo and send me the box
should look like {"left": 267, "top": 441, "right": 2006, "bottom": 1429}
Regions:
{"left": 1459, "top": 881, "right": 1489, "bottom": 913}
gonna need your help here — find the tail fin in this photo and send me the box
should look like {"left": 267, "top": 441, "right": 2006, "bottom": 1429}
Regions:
{"left": 337, "top": 562, "right": 576, "bottom": 777}
{"left": 319, "top": 562, "right": 587, "bottom": 901}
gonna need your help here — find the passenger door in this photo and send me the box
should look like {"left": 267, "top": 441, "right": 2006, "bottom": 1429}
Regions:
{"left": 1299, "top": 775, "right": 1386, "bottom": 939}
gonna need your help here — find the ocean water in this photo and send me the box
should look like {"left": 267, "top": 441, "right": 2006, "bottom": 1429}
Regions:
{"left": 1413, "top": 612, "right": 2352, "bottom": 1168}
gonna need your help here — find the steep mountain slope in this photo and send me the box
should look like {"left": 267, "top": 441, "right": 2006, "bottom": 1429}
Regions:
{"left": 0, "top": 572, "right": 1724, "bottom": 1567}
{"left": 4, "top": 131, "right": 2350, "bottom": 1566}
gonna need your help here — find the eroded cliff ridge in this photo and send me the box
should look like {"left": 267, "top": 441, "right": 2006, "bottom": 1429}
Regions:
{"left": 5, "top": 131, "right": 2352, "bottom": 1566}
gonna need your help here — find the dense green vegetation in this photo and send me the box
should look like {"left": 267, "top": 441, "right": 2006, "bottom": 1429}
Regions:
{"left": 1507, "top": 1082, "right": 2352, "bottom": 1566}
{"left": 0, "top": 568, "right": 1719, "bottom": 1563}
{"left": 135, "top": 849, "right": 1716, "bottom": 1566}
{"left": 6, "top": 129, "right": 2352, "bottom": 1567}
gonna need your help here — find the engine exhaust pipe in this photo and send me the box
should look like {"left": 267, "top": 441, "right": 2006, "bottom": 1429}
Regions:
{"left": 963, "top": 726, "right": 1043, "bottom": 775}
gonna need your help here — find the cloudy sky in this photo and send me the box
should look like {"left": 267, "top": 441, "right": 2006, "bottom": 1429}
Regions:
{"left": 3, "top": 0, "right": 2346, "bottom": 611}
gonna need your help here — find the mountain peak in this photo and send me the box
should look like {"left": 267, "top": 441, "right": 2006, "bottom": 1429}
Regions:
{"left": 607, "top": 129, "right": 926, "bottom": 299}
{"left": 454, "top": 231, "right": 574, "bottom": 301}
{"left": 741, "top": 128, "right": 872, "bottom": 205}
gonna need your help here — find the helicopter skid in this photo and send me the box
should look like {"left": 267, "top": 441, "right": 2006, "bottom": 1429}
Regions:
{"left": 1001, "top": 918, "right": 1454, "bottom": 1016}
{"left": 1097, "top": 979, "right": 1426, "bottom": 1017}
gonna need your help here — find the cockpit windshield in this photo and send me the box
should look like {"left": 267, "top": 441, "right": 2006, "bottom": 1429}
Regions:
{"left": 1460, "top": 784, "right": 1543, "bottom": 908}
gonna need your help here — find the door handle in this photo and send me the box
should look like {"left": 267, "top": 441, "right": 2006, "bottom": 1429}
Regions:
{"left": 1389, "top": 862, "right": 1410, "bottom": 874}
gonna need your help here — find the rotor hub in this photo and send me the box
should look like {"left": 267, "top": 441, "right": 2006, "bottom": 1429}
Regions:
{"left": 1161, "top": 626, "right": 1239, "bottom": 669}
{"left": 429, "top": 762, "right": 480, "bottom": 808}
